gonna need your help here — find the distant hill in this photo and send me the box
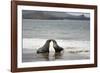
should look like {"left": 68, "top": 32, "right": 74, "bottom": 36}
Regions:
{"left": 22, "top": 10, "right": 90, "bottom": 20}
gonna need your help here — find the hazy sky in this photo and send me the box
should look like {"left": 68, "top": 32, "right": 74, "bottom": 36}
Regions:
{"left": 67, "top": 12, "right": 90, "bottom": 17}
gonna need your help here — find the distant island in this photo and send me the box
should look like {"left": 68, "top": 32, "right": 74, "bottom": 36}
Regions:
{"left": 22, "top": 10, "right": 90, "bottom": 20}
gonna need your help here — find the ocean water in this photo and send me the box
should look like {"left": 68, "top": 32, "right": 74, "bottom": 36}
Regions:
{"left": 22, "top": 19, "right": 90, "bottom": 41}
{"left": 22, "top": 19, "right": 90, "bottom": 62}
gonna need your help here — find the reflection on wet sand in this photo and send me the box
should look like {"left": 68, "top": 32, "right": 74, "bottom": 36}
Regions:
{"left": 54, "top": 52, "right": 63, "bottom": 59}
{"left": 37, "top": 53, "right": 49, "bottom": 61}
{"left": 36, "top": 52, "right": 63, "bottom": 61}
{"left": 22, "top": 48, "right": 90, "bottom": 62}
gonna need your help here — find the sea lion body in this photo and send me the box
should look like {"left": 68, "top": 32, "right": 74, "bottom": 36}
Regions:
{"left": 52, "top": 40, "right": 64, "bottom": 53}
{"left": 37, "top": 40, "right": 51, "bottom": 53}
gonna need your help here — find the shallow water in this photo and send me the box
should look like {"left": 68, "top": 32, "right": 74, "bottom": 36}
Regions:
{"left": 22, "top": 48, "right": 90, "bottom": 62}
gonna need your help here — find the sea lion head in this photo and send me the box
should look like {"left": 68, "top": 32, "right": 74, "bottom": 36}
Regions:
{"left": 51, "top": 39, "right": 57, "bottom": 44}
{"left": 50, "top": 39, "right": 57, "bottom": 47}
{"left": 43, "top": 39, "right": 51, "bottom": 47}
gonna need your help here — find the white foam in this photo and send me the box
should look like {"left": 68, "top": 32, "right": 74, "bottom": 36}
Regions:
{"left": 23, "top": 38, "right": 48, "bottom": 49}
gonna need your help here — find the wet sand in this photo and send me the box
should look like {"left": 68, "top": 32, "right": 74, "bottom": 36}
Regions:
{"left": 22, "top": 48, "right": 90, "bottom": 62}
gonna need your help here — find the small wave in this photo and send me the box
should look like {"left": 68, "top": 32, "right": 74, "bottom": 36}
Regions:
{"left": 67, "top": 50, "right": 89, "bottom": 54}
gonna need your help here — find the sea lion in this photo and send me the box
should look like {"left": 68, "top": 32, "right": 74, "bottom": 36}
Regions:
{"left": 52, "top": 39, "right": 64, "bottom": 53}
{"left": 37, "top": 40, "right": 51, "bottom": 53}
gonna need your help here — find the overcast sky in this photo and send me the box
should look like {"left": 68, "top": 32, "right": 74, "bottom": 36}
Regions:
{"left": 67, "top": 12, "right": 90, "bottom": 17}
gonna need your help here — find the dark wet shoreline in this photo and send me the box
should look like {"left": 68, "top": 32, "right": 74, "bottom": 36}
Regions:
{"left": 22, "top": 48, "right": 90, "bottom": 62}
